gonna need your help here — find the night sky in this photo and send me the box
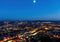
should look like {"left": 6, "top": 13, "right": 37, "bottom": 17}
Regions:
{"left": 0, "top": 0, "right": 60, "bottom": 20}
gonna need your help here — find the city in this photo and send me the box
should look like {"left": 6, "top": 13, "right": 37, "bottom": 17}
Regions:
{"left": 0, "top": 20, "right": 60, "bottom": 42}
{"left": 0, "top": 0, "right": 60, "bottom": 42}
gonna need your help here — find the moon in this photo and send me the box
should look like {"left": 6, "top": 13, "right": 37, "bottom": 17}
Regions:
{"left": 33, "top": 0, "right": 36, "bottom": 3}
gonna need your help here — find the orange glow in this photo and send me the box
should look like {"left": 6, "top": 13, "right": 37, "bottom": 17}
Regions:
{"left": 45, "top": 28, "right": 49, "bottom": 30}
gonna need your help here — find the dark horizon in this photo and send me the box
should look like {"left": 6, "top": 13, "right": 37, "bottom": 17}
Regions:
{"left": 1, "top": 19, "right": 60, "bottom": 22}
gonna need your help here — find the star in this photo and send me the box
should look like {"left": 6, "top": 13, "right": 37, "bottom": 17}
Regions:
{"left": 33, "top": 0, "right": 36, "bottom": 3}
